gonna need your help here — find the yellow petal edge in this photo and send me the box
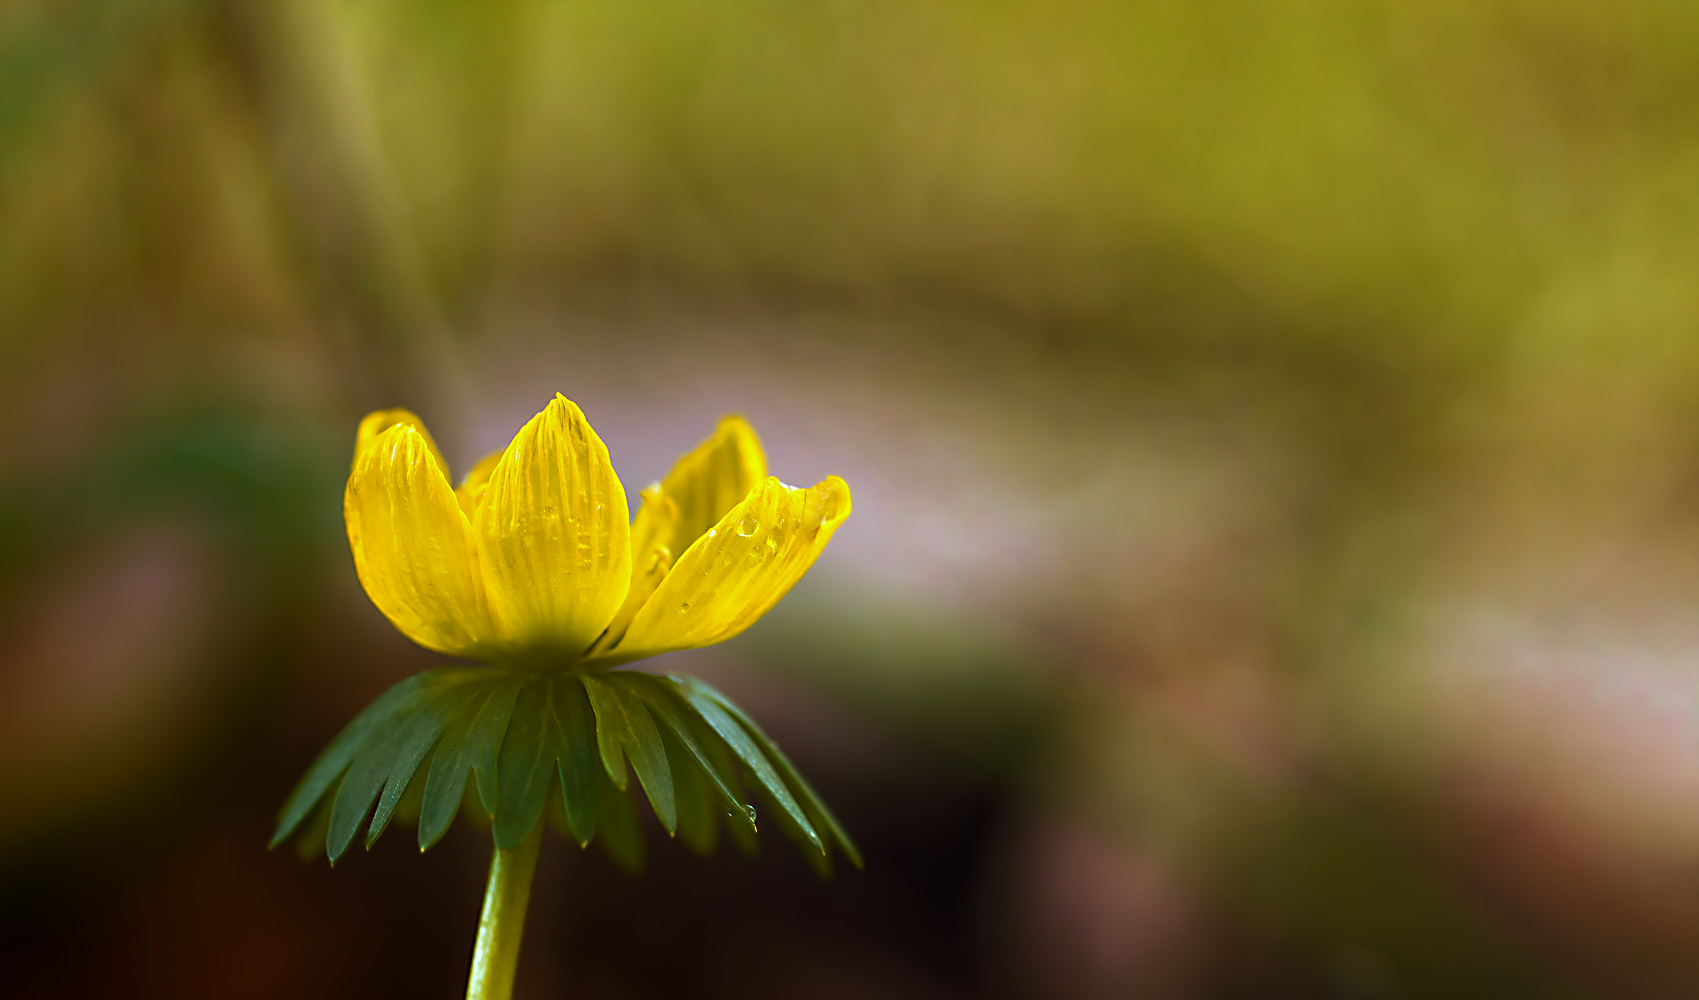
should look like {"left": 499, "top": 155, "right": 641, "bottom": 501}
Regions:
{"left": 476, "top": 395, "right": 632, "bottom": 657}
{"left": 343, "top": 401, "right": 849, "bottom": 670}
{"left": 633, "top": 414, "right": 767, "bottom": 562}
{"left": 605, "top": 474, "right": 852, "bottom": 662}
{"left": 345, "top": 422, "right": 496, "bottom": 657}
{"left": 355, "top": 408, "right": 449, "bottom": 477}
{"left": 595, "top": 415, "right": 767, "bottom": 655}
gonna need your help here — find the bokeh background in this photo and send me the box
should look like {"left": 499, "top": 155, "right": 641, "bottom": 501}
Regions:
{"left": 5, "top": 1, "right": 1699, "bottom": 997}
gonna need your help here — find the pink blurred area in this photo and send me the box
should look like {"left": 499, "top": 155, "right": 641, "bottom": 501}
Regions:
{"left": 5, "top": 2, "right": 1699, "bottom": 997}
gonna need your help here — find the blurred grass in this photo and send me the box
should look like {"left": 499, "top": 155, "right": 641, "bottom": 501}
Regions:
{"left": 6, "top": 2, "right": 1696, "bottom": 364}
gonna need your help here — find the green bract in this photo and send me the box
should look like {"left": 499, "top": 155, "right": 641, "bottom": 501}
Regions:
{"left": 272, "top": 668, "right": 860, "bottom": 877}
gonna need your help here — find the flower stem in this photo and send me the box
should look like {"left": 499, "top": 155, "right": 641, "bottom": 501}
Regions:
{"left": 465, "top": 821, "right": 544, "bottom": 1000}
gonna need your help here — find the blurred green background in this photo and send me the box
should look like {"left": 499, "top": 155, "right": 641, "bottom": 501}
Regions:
{"left": 5, "top": 1, "right": 1699, "bottom": 996}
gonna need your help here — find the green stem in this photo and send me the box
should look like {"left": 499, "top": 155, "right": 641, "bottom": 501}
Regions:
{"left": 465, "top": 822, "right": 545, "bottom": 1000}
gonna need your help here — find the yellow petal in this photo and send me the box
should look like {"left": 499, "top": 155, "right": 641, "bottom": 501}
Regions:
{"left": 609, "top": 475, "right": 851, "bottom": 660}
{"left": 633, "top": 415, "right": 767, "bottom": 561}
{"left": 476, "top": 395, "right": 631, "bottom": 655}
{"left": 587, "top": 538, "right": 675, "bottom": 658}
{"left": 595, "top": 416, "right": 766, "bottom": 655}
{"left": 354, "top": 408, "right": 449, "bottom": 479}
{"left": 455, "top": 449, "right": 503, "bottom": 519}
{"left": 345, "top": 423, "right": 496, "bottom": 657}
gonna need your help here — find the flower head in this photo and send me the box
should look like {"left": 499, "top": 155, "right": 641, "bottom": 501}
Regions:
{"left": 344, "top": 395, "right": 851, "bottom": 670}
{"left": 275, "top": 395, "right": 859, "bottom": 878}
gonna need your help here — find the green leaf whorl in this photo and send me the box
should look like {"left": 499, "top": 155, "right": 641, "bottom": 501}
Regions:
{"left": 271, "top": 668, "right": 860, "bottom": 876}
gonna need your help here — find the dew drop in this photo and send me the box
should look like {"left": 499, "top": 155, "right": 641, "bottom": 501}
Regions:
{"left": 735, "top": 512, "right": 759, "bottom": 537}
{"left": 816, "top": 484, "right": 843, "bottom": 521}
{"left": 679, "top": 602, "right": 691, "bottom": 614}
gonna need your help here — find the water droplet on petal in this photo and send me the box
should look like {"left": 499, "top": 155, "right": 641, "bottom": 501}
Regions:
{"left": 735, "top": 512, "right": 760, "bottom": 537}
{"left": 679, "top": 602, "right": 691, "bottom": 613}
{"left": 816, "top": 482, "right": 844, "bottom": 521}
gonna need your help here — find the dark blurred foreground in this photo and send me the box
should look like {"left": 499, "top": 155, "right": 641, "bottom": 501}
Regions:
{"left": 6, "top": 2, "right": 1699, "bottom": 997}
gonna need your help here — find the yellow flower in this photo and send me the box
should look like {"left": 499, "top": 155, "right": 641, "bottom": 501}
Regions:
{"left": 344, "top": 394, "right": 851, "bottom": 671}
{"left": 281, "top": 395, "right": 860, "bottom": 999}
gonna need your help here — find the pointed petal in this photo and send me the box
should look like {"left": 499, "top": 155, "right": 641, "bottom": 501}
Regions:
{"left": 593, "top": 417, "right": 766, "bottom": 655}
{"left": 477, "top": 396, "right": 632, "bottom": 654}
{"left": 355, "top": 408, "right": 449, "bottom": 478}
{"left": 611, "top": 475, "right": 851, "bottom": 659}
{"left": 586, "top": 531, "right": 671, "bottom": 658}
{"left": 345, "top": 424, "right": 497, "bottom": 657}
{"left": 635, "top": 415, "right": 767, "bottom": 562}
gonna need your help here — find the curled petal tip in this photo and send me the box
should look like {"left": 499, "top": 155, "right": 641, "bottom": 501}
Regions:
{"left": 608, "top": 474, "right": 852, "bottom": 659}
{"left": 818, "top": 475, "right": 852, "bottom": 525}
